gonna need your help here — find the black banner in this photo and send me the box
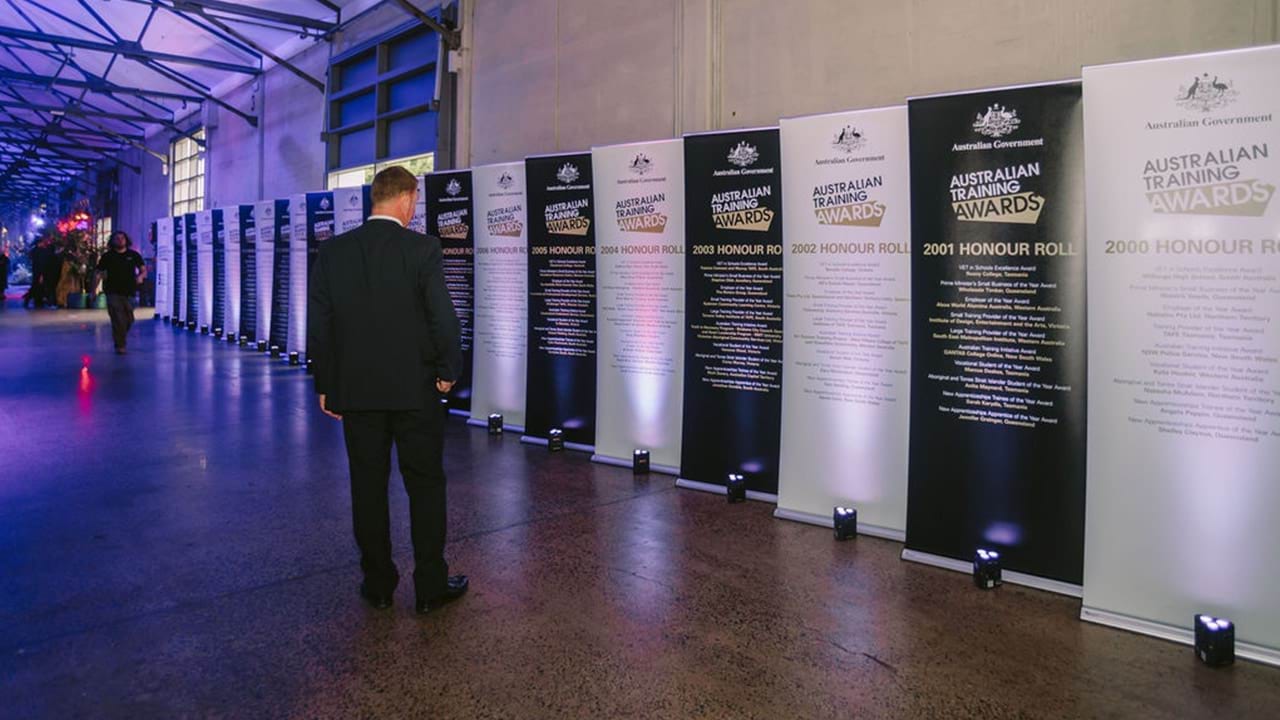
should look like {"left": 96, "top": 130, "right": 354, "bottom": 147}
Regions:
{"left": 171, "top": 217, "right": 182, "bottom": 321}
{"left": 269, "top": 198, "right": 290, "bottom": 351}
{"left": 305, "top": 192, "right": 334, "bottom": 359}
{"left": 680, "top": 128, "right": 785, "bottom": 496}
{"left": 238, "top": 206, "right": 257, "bottom": 342}
{"left": 185, "top": 213, "right": 197, "bottom": 324}
{"left": 212, "top": 209, "right": 226, "bottom": 332}
{"left": 523, "top": 153, "right": 598, "bottom": 446}
{"left": 425, "top": 171, "right": 475, "bottom": 413}
{"left": 906, "top": 82, "right": 1086, "bottom": 584}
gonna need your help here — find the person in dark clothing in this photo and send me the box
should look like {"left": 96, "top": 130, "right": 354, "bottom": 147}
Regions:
{"left": 94, "top": 231, "right": 147, "bottom": 353}
{"left": 0, "top": 247, "right": 10, "bottom": 306}
{"left": 25, "top": 236, "right": 54, "bottom": 308}
{"left": 307, "top": 166, "right": 468, "bottom": 615}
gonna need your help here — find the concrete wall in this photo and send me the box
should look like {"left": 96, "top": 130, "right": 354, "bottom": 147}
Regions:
{"left": 103, "top": 0, "right": 1277, "bottom": 258}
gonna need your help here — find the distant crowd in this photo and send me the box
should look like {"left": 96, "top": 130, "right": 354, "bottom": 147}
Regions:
{"left": 0, "top": 233, "right": 155, "bottom": 309}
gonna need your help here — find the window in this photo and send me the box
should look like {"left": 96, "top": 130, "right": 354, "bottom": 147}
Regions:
{"left": 326, "top": 20, "right": 445, "bottom": 183}
{"left": 94, "top": 216, "right": 112, "bottom": 252}
{"left": 326, "top": 152, "right": 435, "bottom": 189}
{"left": 171, "top": 129, "right": 205, "bottom": 217}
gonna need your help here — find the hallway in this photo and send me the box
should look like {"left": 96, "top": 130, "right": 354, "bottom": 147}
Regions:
{"left": 1, "top": 301, "right": 1277, "bottom": 719}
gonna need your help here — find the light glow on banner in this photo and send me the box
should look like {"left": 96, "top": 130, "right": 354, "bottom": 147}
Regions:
{"left": 776, "top": 106, "right": 912, "bottom": 536}
{"left": 1081, "top": 45, "right": 1280, "bottom": 664}
{"left": 591, "top": 139, "right": 686, "bottom": 471}
{"left": 333, "top": 186, "right": 369, "bottom": 234}
{"left": 223, "top": 207, "right": 242, "bottom": 338}
{"left": 154, "top": 217, "right": 172, "bottom": 319}
{"left": 470, "top": 162, "right": 529, "bottom": 428}
{"left": 196, "top": 209, "right": 216, "bottom": 331}
{"left": 253, "top": 200, "right": 275, "bottom": 344}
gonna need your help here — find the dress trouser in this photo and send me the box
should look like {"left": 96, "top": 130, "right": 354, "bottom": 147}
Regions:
{"left": 341, "top": 405, "right": 448, "bottom": 601}
{"left": 106, "top": 293, "right": 135, "bottom": 349}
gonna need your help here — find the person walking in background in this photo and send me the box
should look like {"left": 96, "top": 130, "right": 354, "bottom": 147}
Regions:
{"left": 307, "top": 166, "right": 467, "bottom": 615}
{"left": 94, "top": 230, "right": 146, "bottom": 354}
{"left": 25, "top": 235, "right": 53, "bottom": 308}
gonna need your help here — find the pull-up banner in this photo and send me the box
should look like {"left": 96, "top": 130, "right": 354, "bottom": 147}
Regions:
{"left": 469, "top": 162, "right": 529, "bottom": 429}
{"left": 425, "top": 171, "right": 475, "bottom": 414}
{"left": 522, "top": 152, "right": 598, "bottom": 449}
{"left": 679, "top": 128, "right": 785, "bottom": 499}
{"left": 1081, "top": 46, "right": 1280, "bottom": 664}
{"left": 210, "top": 209, "right": 226, "bottom": 334}
{"left": 196, "top": 209, "right": 218, "bottom": 333}
{"left": 590, "top": 139, "right": 687, "bottom": 472}
{"left": 333, "top": 185, "right": 370, "bottom": 235}
{"left": 775, "top": 106, "right": 912, "bottom": 537}
{"left": 410, "top": 175, "right": 427, "bottom": 234}
{"left": 905, "top": 81, "right": 1087, "bottom": 591}
{"left": 154, "top": 217, "right": 171, "bottom": 321}
{"left": 222, "top": 206, "right": 241, "bottom": 339}
{"left": 172, "top": 216, "right": 184, "bottom": 325}
{"left": 296, "top": 191, "right": 334, "bottom": 358}
{"left": 239, "top": 205, "right": 259, "bottom": 342}
{"left": 269, "top": 198, "right": 291, "bottom": 352}
{"left": 253, "top": 200, "right": 275, "bottom": 345}
{"left": 184, "top": 213, "right": 198, "bottom": 327}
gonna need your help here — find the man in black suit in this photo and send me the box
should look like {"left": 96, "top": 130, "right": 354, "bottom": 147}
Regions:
{"left": 307, "top": 166, "right": 468, "bottom": 614}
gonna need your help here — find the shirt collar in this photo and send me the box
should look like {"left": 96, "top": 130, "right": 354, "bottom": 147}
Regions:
{"left": 367, "top": 214, "right": 404, "bottom": 227}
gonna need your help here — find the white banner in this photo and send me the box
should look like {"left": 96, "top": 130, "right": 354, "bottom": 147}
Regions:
{"left": 288, "top": 193, "right": 308, "bottom": 355}
{"left": 775, "top": 106, "right": 912, "bottom": 538}
{"left": 410, "top": 175, "right": 427, "bottom": 234}
{"left": 196, "top": 209, "right": 215, "bottom": 331}
{"left": 223, "top": 206, "right": 242, "bottom": 338}
{"left": 334, "top": 186, "right": 367, "bottom": 234}
{"left": 1082, "top": 45, "right": 1280, "bottom": 664}
{"left": 590, "top": 139, "right": 686, "bottom": 471}
{"left": 253, "top": 200, "right": 275, "bottom": 344}
{"left": 469, "top": 162, "right": 529, "bottom": 428}
{"left": 154, "top": 217, "right": 172, "bottom": 319}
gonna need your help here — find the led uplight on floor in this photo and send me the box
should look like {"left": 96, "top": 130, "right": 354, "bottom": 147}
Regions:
{"left": 726, "top": 473, "right": 746, "bottom": 503}
{"left": 288, "top": 351, "right": 300, "bottom": 366}
{"left": 488, "top": 413, "right": 503, "bottom": 435}
{"left": 833, "top": 506, "right": 857, "bottom": 541}
{"left": 1195, "top": 615, "right": 1235, "bottom": 667}
{"left": 633, "top": 449, "right": 650, "bottom": 474}
{"left": 548, "top": 428, "right": 565, "bottom": 452}
{"left": 973, "top": 548, "right": 1002, "bottom": 589}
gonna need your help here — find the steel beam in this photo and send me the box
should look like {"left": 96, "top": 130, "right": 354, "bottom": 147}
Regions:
{"left": 0, "top": 99, "right": 168, "bottom": 126}
{"left": 0, "top": 69, "right": 204, "bottom": 104}
{"left": 0, "top": 26, "right": 261, "bottom": 75}
{"left": 193, "top": 11, "right": 326, "bottom": 92}
{"left": 169, "top": 0, "right": 336, "bottom": 32}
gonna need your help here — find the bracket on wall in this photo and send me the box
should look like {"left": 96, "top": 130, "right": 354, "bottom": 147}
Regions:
{"left": 393, "top": 0, "right": 462, "bottom": 50}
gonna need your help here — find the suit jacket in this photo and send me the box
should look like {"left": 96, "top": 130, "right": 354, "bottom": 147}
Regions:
{"left": 307, "top": 218, "right": 462, "bottom": 412}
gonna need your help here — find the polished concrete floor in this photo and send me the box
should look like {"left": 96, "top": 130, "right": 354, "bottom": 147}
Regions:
{"left": 2, "top": 297, "right": 1278, "bottom": 719}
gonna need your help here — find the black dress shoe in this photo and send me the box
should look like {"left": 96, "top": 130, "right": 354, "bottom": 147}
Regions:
{"left": 416, "top": 575, "right": 469, "bottom": 615}
{"left": 359, "top": 582, "right": 393, "bottom": 610}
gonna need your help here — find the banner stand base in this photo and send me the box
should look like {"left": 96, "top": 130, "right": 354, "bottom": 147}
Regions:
{"left": 773, "top": 507, "right": 905, "bottom": 542}
{"left": 466, "top": 419, "right": 525, "bottom": 433}
{"left": 900, "top": 548, "right": 1082, "bottom": 598}
{"left": 591, "top": 454, "right": 679, "bottom": 476}
{"left": 519, "top": 436, "right": 594, "bottom": 453}
{"left": 448, "top": 409, "right": 469, "bottom": 418}
{"left": 676, "top": 478, "right": 777, "bottom": 504}
{"left": 1079, "top": 606, "right": 1280, "bottom": 668}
